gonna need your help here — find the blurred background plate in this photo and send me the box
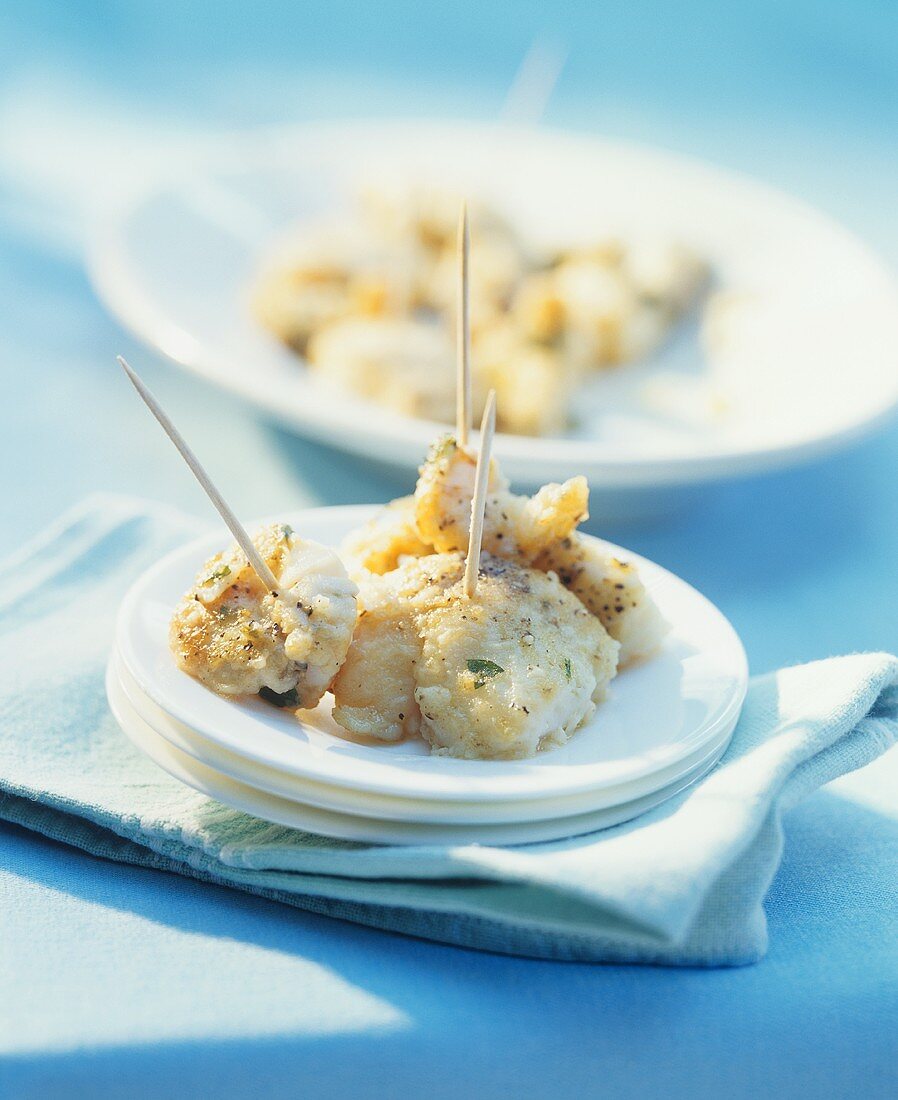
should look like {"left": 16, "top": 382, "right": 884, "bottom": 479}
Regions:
{"left": 89, "top": 119, "right": 898, "bottom": 508}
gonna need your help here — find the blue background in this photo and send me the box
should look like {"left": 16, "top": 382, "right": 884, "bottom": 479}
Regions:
{"left": 1, "top": 2, "right": 897, "bottom": 1096}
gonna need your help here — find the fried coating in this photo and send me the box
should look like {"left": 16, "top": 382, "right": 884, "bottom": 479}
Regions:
{"left": 414, "top": 435, "right": 588, "bottom": 559}
{"left": 340, "top": 496, "right": 432, "bottom": 577}
{"left": 348, "top": 440, "right": 665, "bottom": 666}
{"left": 330, "top": 553, "right": 619, "bottom": 759}
{"left": 533, "top": 538, "right": 667, "bottom": 667}
{"left": 330, "top": 567, "right": 424, "bottom": 743}
{"left": 169, "top": 523, "right": 358, "bottom": 707}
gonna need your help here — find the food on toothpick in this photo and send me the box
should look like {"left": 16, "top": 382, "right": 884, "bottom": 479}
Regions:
{"left": 331, "top": 552, "right": 618, "bottom": 758}
{"left": 119, "top": 356, "right": 358, "bottom": 710}
{"left": 170, "top": 523, "right": 357, "bottom": 706}
{"left": 331, "top": 393, "right": 619, "bottom": 758}
{"left": 346, "top": 431, "right": 667, "bottom": 668}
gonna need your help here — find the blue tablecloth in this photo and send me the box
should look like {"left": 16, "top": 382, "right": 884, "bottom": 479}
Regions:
{"left": 1, "top": 2, "right": 897, "bottom": 1095}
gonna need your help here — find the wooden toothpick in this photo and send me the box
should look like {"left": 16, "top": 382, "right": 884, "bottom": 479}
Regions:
{"left": 118, "top": 356, "right": 280, "bottom": 594}
{"left": 456, "top": 201, "right": 472, "bottom": 449}
{"left": 463, "top": 389, "right": 496, "bottom": 599}
{"left": 499, "top": 38, "right": 567, "bottom": 127}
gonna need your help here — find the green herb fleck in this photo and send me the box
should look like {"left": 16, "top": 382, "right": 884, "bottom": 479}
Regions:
{"left": 466, "top": 658, "right": 505, "bottom": 689}
{"left": 563, "top": 657, "right": 572, "bottom": 681}
{"left": 259, "top": 686, "right": 300, "bottom": 708}
{"left": 202, "top": 564, "right": 231, "bottom": 586}
{"left": 424, "top": 433, "right": 457, "bottom": 472}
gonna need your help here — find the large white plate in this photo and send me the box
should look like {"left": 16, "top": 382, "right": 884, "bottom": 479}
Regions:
{"left": 107, "top": 663, "right": 725, "bottom": 846}
{"left": 115, "top": 504, "right": 747, "bottom": 803}
{"left": 89, "top": 119, "right": 898, "bottom": 493}
{"left": 112, "top": 650, "right": 735, "bottom": 825}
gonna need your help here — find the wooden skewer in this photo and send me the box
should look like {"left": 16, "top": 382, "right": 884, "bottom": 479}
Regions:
{"left": 456, "top": 201, "right": 472, "bottom": 449}
{"left": 463, "top": 389, "right": 497, "bottom": 599}
{"left": 499, "top": 38, "right": 567, "bottom": 126}
{"left": 118, "top": 356, "right": 280, "bottom": 594}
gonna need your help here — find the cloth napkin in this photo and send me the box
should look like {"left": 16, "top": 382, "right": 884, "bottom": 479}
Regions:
{"left": 2, "top": 496, "right": 896, "bottom": 966}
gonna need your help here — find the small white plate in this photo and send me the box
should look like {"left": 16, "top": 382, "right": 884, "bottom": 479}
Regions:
{"left": 107, "top": 662, "right": 726, "bottom": 846}
{"left": 114, "top": 504, "right": 747, "bottom": 804}
{"left": 112, "top": 650, "right": 736, "bottom": 825}
{"left": 89, "top": 119, "right": 898, "bottom": 499}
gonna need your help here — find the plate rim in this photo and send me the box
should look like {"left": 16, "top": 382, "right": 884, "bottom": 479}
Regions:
{"left": 107, "top": 662, "right": 728, "bottom": 847}
{"left": 112, "top": 650, "right": 738, "bottom": 824}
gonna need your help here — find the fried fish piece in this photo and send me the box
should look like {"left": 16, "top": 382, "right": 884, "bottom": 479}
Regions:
{"left": 352, "top": 438, "right": 666, "bottom": 666}
{"left": 170, "top": 523, "right": 358, "bottom": 707}
{"left": 414, "top": 434, "right": 588, "bottom": 559}
{"left": 340, "top": 496, "right": 432, "bottom": 578}
{"left": 533, "top": 538, "right": 666, "bottom": 667}
{"left": 330, "top": 565, "right": 424, "bottom": 743}
{"left": 330, "top": 553, "right": 619, "bottom": 759}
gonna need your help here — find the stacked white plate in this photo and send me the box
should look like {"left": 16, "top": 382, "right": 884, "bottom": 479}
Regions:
{"left": 107, "top": 505, "right": 749, "bottom": 845}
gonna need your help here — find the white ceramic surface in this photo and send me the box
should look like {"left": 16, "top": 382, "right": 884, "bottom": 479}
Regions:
{"left": 107, "top": 663, "right": 726, "bottom": 846}
{"left": 112, "top": 650, "right": 736, "bottom": 825}
{"left": 114, "top": 504, "right": 748, "bottom": 803}
{"left": 89, "top": 120, "right": 898, "bottom": 498}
